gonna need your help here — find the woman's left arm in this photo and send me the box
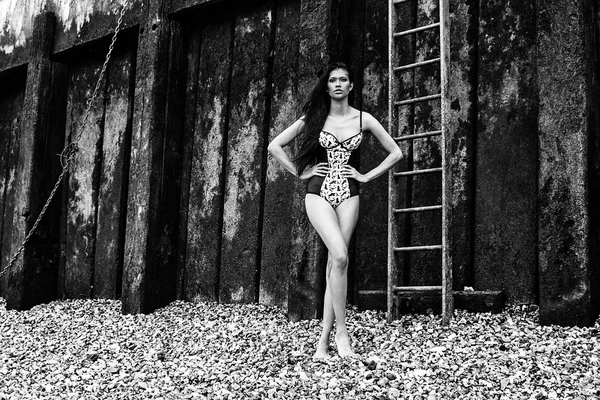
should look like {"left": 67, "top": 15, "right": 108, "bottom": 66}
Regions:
{"left": 351, "top": 113, "right": 403, "bottom": 183}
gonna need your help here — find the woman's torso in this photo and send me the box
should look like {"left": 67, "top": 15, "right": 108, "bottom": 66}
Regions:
{"left": 306, "top": 112, "right": 363, "bottom": 207}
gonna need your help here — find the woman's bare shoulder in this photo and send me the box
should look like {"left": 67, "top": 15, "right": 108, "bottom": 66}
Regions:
{"left": 358, "top": 111, "right": 380, "bottom": 128}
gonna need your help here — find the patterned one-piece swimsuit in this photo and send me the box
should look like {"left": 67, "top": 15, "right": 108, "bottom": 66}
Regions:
{"left": 306, "top": 129, "right": 363, "bottom": 208}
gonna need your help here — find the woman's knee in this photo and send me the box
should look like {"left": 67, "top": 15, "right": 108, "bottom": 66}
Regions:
{"left": 330, "top": 249, "right": 348, "bottom": 271}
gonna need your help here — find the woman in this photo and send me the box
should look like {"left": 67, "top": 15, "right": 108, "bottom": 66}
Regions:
{"left": 267, "top": 62, "right": 403, "bottom": 358}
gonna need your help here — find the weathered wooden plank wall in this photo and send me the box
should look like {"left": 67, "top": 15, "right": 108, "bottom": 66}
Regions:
{"left": 58, "top": 34, "right": 136, "bottom": 300}
{"left": 61, "top": 51, "right": 109, "bottom": 299}
{"left": 93, "top": 37, "right": 137, "bottom": 299}
{"left": 446, "top": 0, "right": 476, "bottom": 293}
{"left": 181, "top": 15, "right": 233, "bottom": 303}
{"left": 219, "top": 3, "right": 273, "bottom": 304}
{"left": 475, "top": 0, "right": 538, "bottom": 304}
{"left": 0, "top": 71, "right": 26, "bottom": 297}
{"left": 259, "top": 0, "right": 301, "bottom": 310}
{"left": 2, "top": 12, "right": 68, "bottom": 309}
{"left": 122, "top": 0, "right": 186, "bottom": 314}
{"left": 0, "top": 0, "right": 597, "bottom": 326}
{"left": 537, "top": 0, "right": 600, "bottom": 326}
{"left": 179, "top": 0, "right": 332, "bottom": 315}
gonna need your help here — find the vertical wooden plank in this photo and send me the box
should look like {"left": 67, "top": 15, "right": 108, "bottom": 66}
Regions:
{"left": 220, "top": 3, "right": 273, "bottom": 304}
{"left": 5, "top": 12, "right": 65, "bottom": 310}
{"left": 2, "top": 87, "right": 25, "bottom": 305}
{"left": 122, "top": 0, "right": 185, "bottom": 314}
{"left": 150, "top": 20, "right": 187, "bottom": 307}
{"left": 155, "top": 22, "right": 187, "bottom": 307}
{"left": 0, "top": 73, "right": 26, "bottom": 298}
{"left": 36, "top": 62, "right": 69, "bottom": 303}
{"left": 585, "top": 0, "right": 600, "bottom": 323}
{"left": 446, "top": 0, "right": 477, "bottom": 291}
{"left": 537, "top": 0, "right": 597, "bottom": 326}
{"left": 259, "top": 0, "right": 300, "bottom": 309}
{"left": 184, "top": 17, "right": 233, "bottom": 303}
{"left": 62, "top": 54, "right": 107, "bottom": 299}
{"left": 94, "top": 35, "right": 136, "bottom": 299}
{"left": 177, "top": 21, "right": 202, "bottom": 301}
{"left": 475, "top": 0, "right": 537, "bottom": 303}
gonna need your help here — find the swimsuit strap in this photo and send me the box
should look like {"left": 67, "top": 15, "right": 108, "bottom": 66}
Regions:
{"left": 359, "top": 110, "right": 362, "bottom": 132}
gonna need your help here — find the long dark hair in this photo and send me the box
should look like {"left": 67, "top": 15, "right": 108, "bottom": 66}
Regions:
{"left": 293, "top": 62, "right": 355, "bottom": 176}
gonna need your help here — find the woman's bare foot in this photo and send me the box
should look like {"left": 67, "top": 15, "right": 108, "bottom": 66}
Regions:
{"left": 312, "top": 340, "right": 330, "bottom": 360}
{"left": 335, "top": 331, "right": 356, "bottom": 357}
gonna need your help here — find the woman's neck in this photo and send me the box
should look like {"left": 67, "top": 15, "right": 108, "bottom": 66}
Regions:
{"left": 329, "top": 101, "right": 352, "bottom": 118}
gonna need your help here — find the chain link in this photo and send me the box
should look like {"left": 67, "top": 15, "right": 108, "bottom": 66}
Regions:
{"left": 0, "top": 3, "right": 127, "bottom": 278}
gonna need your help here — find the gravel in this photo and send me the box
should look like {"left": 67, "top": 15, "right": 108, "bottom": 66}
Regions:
{"left": 0, "top": 297, "right": 598, "bottom": 399}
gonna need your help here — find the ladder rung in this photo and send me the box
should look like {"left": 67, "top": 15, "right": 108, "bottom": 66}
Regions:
{"left": 394, "top": 58, "right": 440, "bottom": 72}
{"left": 394, "top": 167, "right": 442, "bottom": 177}
{"left": 358, "top": 289, "right": 387, "bottom": 295}
{"left": 395, "top": 93, "right": 441, "bottom": 106}
{"left": 394, "top": 130, "right": 442, "bottom": 141}
{"left": 394, "top": 245, "right": 442, "bottom": 251}
{"left": 393, "top": 22, "right": 440, "bottom": 38}
{"left": 394, "top": 205, "right": 442, "bottom": 213}
{"left": 393, "top": 285, "right": 442, "bottom": 294}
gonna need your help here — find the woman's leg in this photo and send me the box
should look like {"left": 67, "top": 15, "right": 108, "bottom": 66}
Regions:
{"left": 314, "top": 258, "right": 334, "bottom": 358}
{"left": 331, "top": 196, "right": 359, "bottom": 356}
{"left": 305, "top": 194, "right": 359, "bottom": 358}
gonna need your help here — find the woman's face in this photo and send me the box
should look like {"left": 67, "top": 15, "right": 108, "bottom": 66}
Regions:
{"left": 326, "top": 68, "right": 353, "bottom": 99}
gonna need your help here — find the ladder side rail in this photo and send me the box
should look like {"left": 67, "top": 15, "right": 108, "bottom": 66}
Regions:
{"left": 440, "top": 0, "right": 453, "bottom": 326}
{"left": 387, "top": 0, "right": 398, "bottom": 323}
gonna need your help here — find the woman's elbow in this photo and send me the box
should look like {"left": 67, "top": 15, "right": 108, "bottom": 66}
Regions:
{"left": 267, "top": 141, "right": 278, "bottom": 155}
{"left": 393, "top": 148, "right": 404, "bottom": 164}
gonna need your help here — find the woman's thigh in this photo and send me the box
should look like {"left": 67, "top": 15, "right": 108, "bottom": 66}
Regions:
{"left": 305, "top": 194, "right": 346, "bottom": 254}
{"left": 305, "top": 194, "right": 360, "bottom": 252}
{"left": 334, "top": 196, "right": 360, "bottom": 246}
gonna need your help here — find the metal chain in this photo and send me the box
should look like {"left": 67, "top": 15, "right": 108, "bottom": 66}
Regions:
{"left": 0, "top": 3, "right": 127, "bottom": 278}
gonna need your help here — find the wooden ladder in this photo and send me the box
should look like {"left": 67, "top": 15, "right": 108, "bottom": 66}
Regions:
{"left": 387, "top": 0, "right": 453, "bottom": 325}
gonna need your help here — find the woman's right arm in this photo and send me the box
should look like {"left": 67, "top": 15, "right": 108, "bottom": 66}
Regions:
{"left": 268, "top": 118, "right": 329, "bottom": 179}
{"left": 267, "top": 118, "right": 305, "bottom": 176}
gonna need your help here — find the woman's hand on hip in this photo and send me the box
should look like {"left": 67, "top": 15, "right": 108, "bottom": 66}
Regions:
{"left": 342, "top": 165, "right": 368, "bottom": 183}
{"left": 299, "top": 162, "right": 330, "bottom": 180}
